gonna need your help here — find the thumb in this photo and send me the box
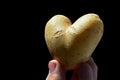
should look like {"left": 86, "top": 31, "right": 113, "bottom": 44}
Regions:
{"left": 46, "top": 60, "right": 66, "bottom": 80}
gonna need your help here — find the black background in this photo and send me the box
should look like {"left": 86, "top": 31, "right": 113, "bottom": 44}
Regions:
{"left": 2, "top": 0, "right": 119, "bottom": 80}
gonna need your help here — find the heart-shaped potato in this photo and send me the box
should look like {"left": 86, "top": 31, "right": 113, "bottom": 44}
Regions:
{"left": 45, "top": 13, "right": 103, "bottom": 70}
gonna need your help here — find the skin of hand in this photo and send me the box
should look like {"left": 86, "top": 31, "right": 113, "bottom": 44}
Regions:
{"left": 46, "top": 58, "right": 98, "bottom": 80}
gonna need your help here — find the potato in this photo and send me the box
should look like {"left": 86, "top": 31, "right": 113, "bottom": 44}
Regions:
{"left": 45, "top": 13, "right": 103, "bottom": 70}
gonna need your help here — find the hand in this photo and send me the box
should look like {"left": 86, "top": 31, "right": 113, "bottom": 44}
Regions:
{"left": 46, "top": 58, "right": 98, "bottom": 80}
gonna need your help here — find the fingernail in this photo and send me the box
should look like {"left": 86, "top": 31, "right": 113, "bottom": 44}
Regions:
{"left": 49, "top": 62, "right": 56, "bottom": 73}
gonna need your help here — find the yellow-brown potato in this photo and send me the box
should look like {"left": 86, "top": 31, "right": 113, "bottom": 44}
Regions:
{"left": 45, "top": 13, "right": 104, "bottom": 70}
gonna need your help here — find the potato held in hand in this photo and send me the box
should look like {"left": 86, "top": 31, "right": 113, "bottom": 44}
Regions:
{"left": 45, "top": 13, "right": 103, "bottom": 70}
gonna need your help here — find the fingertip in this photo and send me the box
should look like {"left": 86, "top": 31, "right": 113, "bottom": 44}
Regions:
{"left": 87, "top": 58, "right": 98, "bottom": 72}
{"left": 46, "top": 60, "right": 65, "bottom": 80}
{"left": 80, "top": 63, "right": 93, "bottom": 80}
{"left": 87, "top": 58, "right": 98, "bottom": 80}
{"left": 72, "top": 63, "right": 93, "bottom": 80}
{"left": 48, "top": 60, "right": 57, "bottom": 73}
{"left": 48, "top": 60, "right": 57, "bottom": 69}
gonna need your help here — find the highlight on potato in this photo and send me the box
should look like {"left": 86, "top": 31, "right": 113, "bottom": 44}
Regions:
{"left": 45, "top": 13, "right": 104, "bottom": 70}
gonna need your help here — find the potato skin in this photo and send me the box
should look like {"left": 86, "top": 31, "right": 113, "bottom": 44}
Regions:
{"left": 45, "top": 13, "right": 103, "bottom": 70}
